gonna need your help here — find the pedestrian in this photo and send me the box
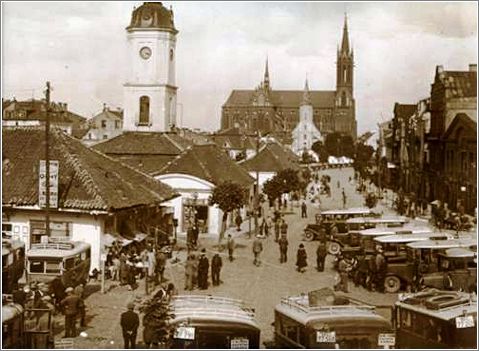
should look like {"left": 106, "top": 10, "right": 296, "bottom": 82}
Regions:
{"left": 60, "top": 287, "right": 81, "bottom": 338}
{"left": 261, "top": 217, "right": 268, "bottom": 237}
{"left": 111, "top": 255, "right": 120, "bottom": 281}
{"left": 278, "top": 235, "right": 288, "bottom": 263}
{"left": 296, "top": 244, "right": 308, "bottom": 273}
{"left": 192, "top": 252, "right": 199, "bottom": 288}
{"left": 280, "top": 219, "right": 288, "bottom": 238}
{"left": 165, "top": 283, "right": 177, "bottom": 301}
{"left": 127, "top": 260, "right": 137, "bottom": 291}
{"left": 316, "top": 241, "right": 327, "bottom": 272}
{"left": 283, "top": 198, "right": 288, "bottom": 209}
{"left": 12, "top": 286, "right": 27, "bottom": 307}
{"left": 74, "top": 283, "right": 86, "bottom": 327}
{"left": 252, "top": 235, "right": 263, "bottom": 266}
{"left": 274, "top": 219, "right": 280, "bottom": 242}
{"left": 301, "top": 201, "right": 307, "bottom": 218}
{"left": 355, "top": 254, "right": 369, "bottom": 288}
{"left": 197, "top": 249, "right": 209, "bottom": 290}
{"left": 226, "top": 234, "right": 235, "bottom": 262}
{"left": 211, "top": 253, "right": 223, "bottom": 286}
{"left": 375, "top": 248, "right": 387, "bottom": 293}
{"left": 330, "top": 221, "right": 338, "bottom": 238}
{"left": 266, "top": 216, "right": 273, "bottom": 237}
{"left": 335, "top": 257, "right": 351, "bottom": 293}
{"left": 342, "top": 188, "right": 347, "bottom": 209}
{"left": 146, "top": 247, "right": 157, "bottom": 284}
{"left": 120, "top": 302, "right": 139, "bottom": 349}
{"left": 184, "top": 254, "right": 195, "bottom": 291}
{"left": 235, "top": 212, "right": 242, "bottom": 231}
{"left": 156, "top": 249, "right": 167, "bottom": 284}
{"left": 120, "top": 253, "right": 129, "bottom": 285}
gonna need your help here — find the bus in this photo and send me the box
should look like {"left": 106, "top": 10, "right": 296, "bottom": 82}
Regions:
{"left": 315, "top": 208, "right": 379, "bottom": 235}
{"left": 274, "top": 289, "right": 392, "bottom": 349}
{"left": 2, "top": 301, "right": 24, "bottom": 349}
{"left": 26, "top": 240, "right": 91, "bottom": 288}
{"left": 169, "top": 295, "right": 261, "bottom": 349}
{"left": 394, "top": 289, "right": 477, "bottom": 348}
{"left": 346, "top": 216, "right": 408, "bottom": 232}
{"left": 379, "top": 237, "right": 476, "bottom": 293}
{"left": 2, "top": 238, "right": 26, "bottom": 294}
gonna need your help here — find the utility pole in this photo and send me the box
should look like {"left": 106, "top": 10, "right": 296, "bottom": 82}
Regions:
{"left": 45, "top": 82, "right": 51, "bottom": 237}
{"left": 254, "top": 131, "right": 260, "bottom": 236}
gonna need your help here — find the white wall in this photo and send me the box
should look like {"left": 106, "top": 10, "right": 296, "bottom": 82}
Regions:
{"left": 5, "top": 209, "right": 104, "bottom": 272}
{"left": 248, "top": 171, "right": 276, "bottom": 190}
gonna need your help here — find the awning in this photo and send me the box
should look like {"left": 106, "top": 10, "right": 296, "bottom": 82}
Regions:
{"left": 103, "top": 233, "right": 134, "bottom": 248}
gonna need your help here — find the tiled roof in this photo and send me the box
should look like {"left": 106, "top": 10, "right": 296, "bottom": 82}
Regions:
{"left": 92, "top": 132, "right": 192, "bottom": 155}
{"left": 112, "top": 155, "right": 177, "bottom": 176}
{"left": 91, "top": 109, "right": 123, "bottom": 122}
{"left": 224, "top": 90, "right": 336, "bottom": 108}
{"left": 154, "top": 144, "right": 254, "bottom": 187}
{"left": 211, "top": 132, "right": 257, "bottom": 150}
{"left": 440, "top": 71, "right": 477, "bottom": 98}
{"left": 2, "top": 127, "right": 178, "bottom": 211}
{"left": 239, "top": 141, "right": 300, "bottom": 173}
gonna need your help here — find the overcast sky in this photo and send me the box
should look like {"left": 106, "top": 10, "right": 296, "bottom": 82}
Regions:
{"left": 2, "top": 1, "right": 477, "bottom": 136}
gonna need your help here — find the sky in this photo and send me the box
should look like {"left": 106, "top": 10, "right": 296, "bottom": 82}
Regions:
{"left": 2, "top": 1, "right": 477, "bottom": 137}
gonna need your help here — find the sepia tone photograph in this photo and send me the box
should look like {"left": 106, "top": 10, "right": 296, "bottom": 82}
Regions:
{"left": 1, "top": 1, "right": 477, "bottom": 349}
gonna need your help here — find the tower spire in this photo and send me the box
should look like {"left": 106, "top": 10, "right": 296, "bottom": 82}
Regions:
{"left": 264, "top": 56, "right": 270, "bottom": 90}
{"left": 341, "top": 13, "right": 350, "bottom": 54}
{"left": 301, "top": 77, "right": 311, "bottom": 105}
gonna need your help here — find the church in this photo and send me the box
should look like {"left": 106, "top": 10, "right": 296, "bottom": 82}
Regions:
{"left": 221, "top": 16, "right": 357, "bottom": 142}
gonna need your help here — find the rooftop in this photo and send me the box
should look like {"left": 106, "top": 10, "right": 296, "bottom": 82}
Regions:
{"left": 2, "top": 127, "right": 178, "bottom": 211}
{"left": 239, "top": 140, "right": 300, "bottom": 173}
{"left": 224, "top": 90, "right": 336, "bottom": 108}
{"left": 154, "top": 143, "right": 254, "bottom": 187}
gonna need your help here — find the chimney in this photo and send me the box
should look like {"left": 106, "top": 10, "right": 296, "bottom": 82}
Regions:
{"left": 103, "top": 103, "right": 107, "bottom": 112}
{"left": 469, "top": 64, "right": 477, "bottom": 72}
{"left": 436, "top": 65, "right": 444, "bottom": 74}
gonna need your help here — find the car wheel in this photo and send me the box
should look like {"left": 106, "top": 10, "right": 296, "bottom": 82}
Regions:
{"left": 304, "top": 231, "right": 314, "bottom": 241}
{"left": 384, "top": 276, "right": 401, "bottom": 293}
{"left": 328, "top": 242, "right": 341, "bottom": 255}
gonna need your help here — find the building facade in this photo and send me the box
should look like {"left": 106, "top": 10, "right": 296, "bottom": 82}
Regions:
{"left": 123, "top": 2, "right": 178, "bottom": 132}
{"left": 221, "top": 16, "right": 357, "bottom": 141}
{"left": 291, "top": 80, "right": 323, "bottom": 155}
{"left": 83, "top": 104, "right": 123, "bottom": 145}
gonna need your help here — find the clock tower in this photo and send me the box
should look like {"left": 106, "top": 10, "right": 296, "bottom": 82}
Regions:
{"left": 123, "top": 2, "right": 178, "bottom": 132}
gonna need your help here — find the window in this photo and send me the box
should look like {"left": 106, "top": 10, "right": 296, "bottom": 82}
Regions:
{"left": 139, "top": 96, "right": 150, "bottom": 125}
{"left": 30, "top": 260, "right": 45, "bottom": 273}
{"left": 341, "top": 92, "right": 347, "bottom": 107}
{"left": 2, "top": 223, "right": 12, "bottom": 237}
{"left": 64, "top": 257, "right": 75, "bottom": 270}
{"left": 103, "top": 134, "right": 108, "bottom": 140}
{"left": 115, "top": 120, "right": 120, "bottom": 129}
{"left": 170, "top": 48, "right": 174, "bottom": 61}
{"left": 344, "top": 67, "right": 347, "bottom": 83}
{"left": 45, "top": 259, "right": 61, "bottom": 274}
{"left": 30, "top": 220, "right": 72, "bottom": 244}
{"left": 101, "top": 120, "right": 107, "bottom": 128}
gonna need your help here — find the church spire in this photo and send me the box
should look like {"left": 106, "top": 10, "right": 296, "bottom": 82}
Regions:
{"left": 263, "top": 57, "right": 270, "bottom": 90}
{"left": 301, "top": 77, "right": 311, "bottom": 105}
{"left": 340, "top": 13, "right": 350, "bottom": 54}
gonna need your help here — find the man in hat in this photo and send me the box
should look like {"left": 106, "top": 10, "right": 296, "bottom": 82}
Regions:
{"left": 226, "top": 234, "right": 235, "bottom": 262}
{"left": 61, "top": 287, "right": 81, "bottom": 337}
{"left": 375, "top": 247, "right": 387, "bottom": 293}
{"left": 120, "top": 302, "right": 139, "bottom": 349}
{"left": 197, "top": 249, "right": 209, "bottom": 290}
{"left": 316, "top": 240, "right": 328, "bottom": 272}
{"left": 74, "top": 284, "right": 86, "bottom": 327}
{"left": 211, "top": 252, "right": 223, "bottom": 286}
{"left": 278, "top": 235, "right": 288, "bottom": 264}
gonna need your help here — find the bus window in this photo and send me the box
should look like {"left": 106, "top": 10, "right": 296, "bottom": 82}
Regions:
{"left": 64, "top": 257, "right": 75, "bottom": 270}
{"left": 30, "top": 260, "right": 45, "bottom": 273}
{"left": 45, "top": 260, "right": 61, "bottom": 274}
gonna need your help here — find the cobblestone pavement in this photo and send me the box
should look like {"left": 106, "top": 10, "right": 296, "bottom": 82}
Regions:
{"left": 62, "top": 167, "right": 472, "bottom": 348}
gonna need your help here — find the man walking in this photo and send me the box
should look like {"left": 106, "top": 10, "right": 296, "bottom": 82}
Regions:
{"left": 274, "top": 219, "right": 280, "bottom": 242}
{"left": 211, "top": 253, "right": 223, "bottom": 286}
{"left": 342, "top": 188, "right": 347, "bottom": 209}
{"left": 301, "top": 201, "right": 307, "bottom": 218}
{"left": 278, "top": 235, "right": 288, "bottom": 263}
{"left": 252, "top": 235, "right": 263, "bottom": 266}
{"left": 226, "top": 234, "right": 235, "bottom": 262}
{"left": 336, "top": 257, "right": 351, "bottom": 293}
{"left": 120, "top": 302, "right": 139, "bottom": 349}
{"left": 61, "top": 287, "right": 81, "bottom": 338}
{"left": 74, "top": 283, "right": 86, "bottom": 327}
{"left": 184, "top": 254, "right": 195, "bottom": 291}
{"left": 280, "top": 219, "right": 288, "bottom": 238}
{"left": 296, "top": 244, "right": 308, "bottom": 273}
{"left": 316, "top": 241, "right": 327, "bottom": 272}
{"left": 198, "top": 249, "right": 209, "bottom": 290}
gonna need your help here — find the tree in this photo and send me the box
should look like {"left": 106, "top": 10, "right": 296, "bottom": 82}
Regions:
{"left": 263, "top": 177, "right": 284, "bottom": 205}
{"left": 209, "top": 181, "right": 248, "bottom": 242}
{"left": 353, "top": 142, "right": 374, "bottom": 178}
{"left": 325, "top": 132, "right": 342, "bottom": 157}
{"left": 139, "top": 294, "right": 175, "bottom": 348}
{"left": 311, "top": 141, "right": 329, "bottom": 162}
{"left": 276, "top": 168, "right": 302, "bottom": 193}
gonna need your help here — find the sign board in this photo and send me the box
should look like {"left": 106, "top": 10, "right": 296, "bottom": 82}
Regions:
{"left": 231, "top": 337, "right": 249, "bottom": 349}
{"left": 39, "top": 160, "right": 59, "bottom": 208}
{"left": 378, "top": 333, "right": 396, "bottom": 346}
{"left": 174, "top": 326, "right": 195, "bottom": 340}
{"left": 456, "top": 315, "right": 475, "bottom": 329}
{"left": 316, "top": 331, "right": 336, "bottom": 343}
{"left": 54, "top": 338, "right": 74, "bottom": 349}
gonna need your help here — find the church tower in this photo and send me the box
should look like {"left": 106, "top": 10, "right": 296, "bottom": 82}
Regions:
{"left": 123, "top": 2, "right": 178, "bottom": 132}
{"left": 335, "top": 14, "right": 356, "bottom": 138}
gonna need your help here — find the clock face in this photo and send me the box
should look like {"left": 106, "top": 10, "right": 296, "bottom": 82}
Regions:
{"left": 140, "top": 46, "right": 152, "bottom": 60}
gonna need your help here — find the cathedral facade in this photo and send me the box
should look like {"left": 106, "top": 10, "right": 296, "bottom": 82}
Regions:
{"left": 221, "top": 16, "right": 357, "bottom": 141}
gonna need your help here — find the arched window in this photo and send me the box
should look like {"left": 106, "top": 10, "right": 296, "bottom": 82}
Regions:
{"left": 341, "top": 92, "right": 347, "bottom": 107}
{"left": 139, "top": 96, "right": 150, "bottom": 125}
{"left": 343, "top": 67, "right": 347, "bottom": 83}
